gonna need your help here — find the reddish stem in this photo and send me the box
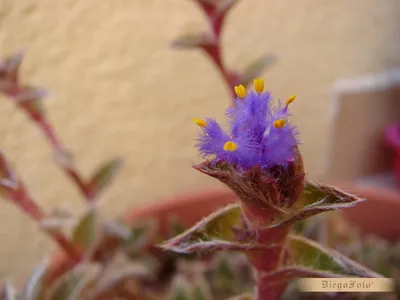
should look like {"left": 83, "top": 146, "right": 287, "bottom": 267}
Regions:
{"left": 11, "top": 184, "right": 82, "bottom": 262}
{"left": 241, "top": 203, "right": 291, "bottom": 300}
{"left": 5, "top": 84, "right": 92, "bottom": 201}
{"left": 0, "top": 80, "right": 85, "bottom": 262}
{"left": 195, "top": 0, "right": 239, "bottom": 105}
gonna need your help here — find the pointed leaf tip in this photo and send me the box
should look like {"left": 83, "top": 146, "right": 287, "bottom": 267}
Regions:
{"left": 88, "top": 158, "right": 123, "bottom": 198}
{"left": 240, "top": 54, "right": 277, "bottom": 88}
{"left": 270, "top": 180, "right": 366, "bottom": 228}
{"left": 213, "top": 0, "right": 241, "bottom": 17}
{"left": 160, "top": 204, "right": 281, "bottom": 254}
{"left": 285, "top": 235, "right": 383, "bottom": 278}
{"left": 71, "top": 208, "right": 98, "bottom": 249}
{"left": 171, "top": 32, "right": 216, "bottom": 49}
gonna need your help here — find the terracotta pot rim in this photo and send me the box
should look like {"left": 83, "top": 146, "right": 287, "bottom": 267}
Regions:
{"left": 122, "top": 187, "right": 236, "bottom": 221}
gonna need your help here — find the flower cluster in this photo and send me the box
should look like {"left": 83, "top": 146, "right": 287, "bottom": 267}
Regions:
{"left": 194, "top": 79, "right": 299, "bottom": 170}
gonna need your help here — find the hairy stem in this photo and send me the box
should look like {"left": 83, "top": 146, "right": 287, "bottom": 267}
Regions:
{"left": 241, "top": 203, "right": 290, "bottom": 300}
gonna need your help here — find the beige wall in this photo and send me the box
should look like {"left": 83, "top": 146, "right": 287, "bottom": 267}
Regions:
{"left": 1, "top": 0, "right": 400, "bottom": 278}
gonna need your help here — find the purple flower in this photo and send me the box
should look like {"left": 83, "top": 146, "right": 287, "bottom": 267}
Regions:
{"left": 194, "top": 79, "right": 299, "bottom": 170}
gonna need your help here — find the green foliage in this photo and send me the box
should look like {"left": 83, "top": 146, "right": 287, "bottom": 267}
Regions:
{"left": 0, "top": 2, "right": 393, "bottom": 300}
{"left": 71, "top": 209, "right": 98, "bottom": 249}
{"left": 240, "top": 55, "right": 277, "bottom": 88}
{"left": 87, "top": 158, "right": 123, "bottom": 199}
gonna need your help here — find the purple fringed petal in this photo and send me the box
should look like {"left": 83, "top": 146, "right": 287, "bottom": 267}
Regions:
{"left": 220, "top": 134, "right": 260, "bottom": 169}
{"left": 261, "top": 121, "right": 299, "bottom": 168}
{"left": 195, "top": 88, "right": 300, "bottom": 170}
{"left": 195, "top": 118, "right": 230, "bottom": 157}
{"left": 227, "top": 91, "right": 272, "bottom": 139}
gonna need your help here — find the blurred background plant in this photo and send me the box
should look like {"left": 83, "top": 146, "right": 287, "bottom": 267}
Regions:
{"left": 288, "top": 212, "right": 400, "bottom": 300}
{"left": 1, "top": 0, "right": 400, "bottom": 278}
{"left": 0, "top": 0, "right": 400, "bottom": 299}
{"left": 0, "top": 0, "right": 273, "bottom": 299}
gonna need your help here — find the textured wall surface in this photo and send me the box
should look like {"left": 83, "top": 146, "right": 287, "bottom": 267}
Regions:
{"left": 1, "top": 0, "right": 400, "bottom": 278}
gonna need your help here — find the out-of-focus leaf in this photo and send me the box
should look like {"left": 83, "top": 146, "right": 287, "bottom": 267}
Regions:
{"left": 53, "top": 150, "right": 74, "bottom": 169}
{"left": 40, "top": 217, "right": 75, "bottom": 233}
{"left": 0, "top": 150, "right": 18, "bottom": 196}
{"left": 166, "top": 275, "right": 192, "bottom": 300}
{"left": 161, "top": 204, "right": 281, "bottom": 254}
{"left": 65, "top": 274, "right": 95, "bottom": 300}
{"left": 192, "top": 277, "right": 214, "bottom": 300}
{"left": 270, "top": 181, "right": 366, "bottom": 228}
{"left": 40, "top": 206, "right": 75, "bottom": 232}
{"left": 211, "top": 256, "right": 237, "bottom": 294}
{"left": 102, "top": 220, "right": 131, "bottom": 241}
{"left": 213, "top": 0, "right": 240, "bottom": 17}
{"left": 87, "top": 158, "right": 123, "bottom": 198}
{"left": 22, "top": 261, "right": 49, "bottom": 300}
{"left": 16, "top": 86, "right": 48, "bottom": 115}
{"left": 1, "top": 282, "right": 17, "bottom": 300}
{"left": 71, "top": 208, "right": 98, "bottom": 249}
{"left": 0, "top": 50, "right": 24, "bottom": 86}
{"left": 171, "top": 32, "right": 216, "bottom": 49}
{"left": 168, "top": 215, "right": 186, "bottom": 238}
{"left": 240, "top": 55, "right": 277, "bottom": 87}
{"left": 90, "top": 262, "right": 153, "bottom": 299}
{"left": 196, "top": 0, "right": 215, "bottom": 6}
{"left": 225, "top": 294, "right": 253, "bottom": 300}
{"left": 123, "top": 219, "right": 157, "bottom": 254}
{"left": 49, "top": 205, "right": 74, "bottom": 219}
{"left": 47, "top": 264, "right": 100, "bottom": 300}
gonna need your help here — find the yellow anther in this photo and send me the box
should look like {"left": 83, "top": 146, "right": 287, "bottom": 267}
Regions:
{"left": 273, "top": 119, "right": 286, "bottom": 129}
{"left": 253, "top": 78, "right": 264, "bottom": 93}
{"left": 234, "top": 84, "right": 246, "bottom": 98}
{"left": 193, "top": 118, "right": 207, "bottom": 127}
{"left": 285, "top": 94, "right": 296, "bottom": 106}
{"left": 223, "top": 141, "right": 238, "bottom": 152}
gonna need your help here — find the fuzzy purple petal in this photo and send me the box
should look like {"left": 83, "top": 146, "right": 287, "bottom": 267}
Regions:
{"left": 194, "top": 89, "right": 300, "bottom": 170}
{"left": 195, "top": 118, "right": 230, "bottom": 158}
{"left": 227, "top": 91, "right": 272, "bottom": 139}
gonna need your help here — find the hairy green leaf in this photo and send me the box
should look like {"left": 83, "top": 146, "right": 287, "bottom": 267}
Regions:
{"left": 160, "top": 204, "right": 280, "bottom": 254}
{"left": 286, "top": 235, "right": 382, "bottom": 277}
{"left": 270, "top": 181, "right": 365, "bottom": 228}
